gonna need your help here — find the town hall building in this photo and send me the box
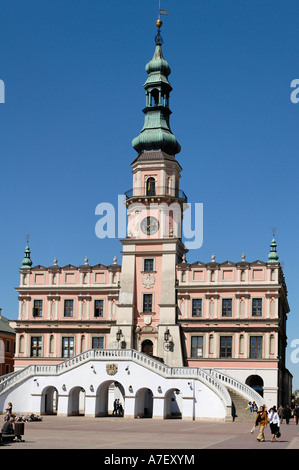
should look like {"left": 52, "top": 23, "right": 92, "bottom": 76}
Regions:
{"left": 0, "top": 19, "right": 292, "bottom": 420}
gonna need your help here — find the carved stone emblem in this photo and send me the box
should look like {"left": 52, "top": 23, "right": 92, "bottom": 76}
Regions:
{"left": 142, "top": 274, "right": 155, "bottom": 289}
{"left": 106, "top": 363, "right": 118, "bottom": 376}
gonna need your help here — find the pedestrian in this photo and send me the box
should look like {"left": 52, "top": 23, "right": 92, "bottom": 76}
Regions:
{"left": 248, "top": 402, "right": 253, "bottom": 412}
{"left": 5, "top": 402, "right": 12, "bottom": 418}
{"left": 268, "top": 406, "right": 280, "bottom": 442}
{"left": 284, "top": 404, "right": 291, "bottom": 424}
{"left": 254, "top": 405, "right": 268, "bottom": 442}
{"left": 118, "top": 403, "right": 124, "bottom": 417}
{"left": 295, "top": 405, "right": 299, "bottom": 425}
{"left": 112, "top": 399, "right": 119, "bottom": 416}
{"left": 278, "top": 404, "right": 284, "bottom": 424}
{"left": 291, "top": 399, "right": 295, "bottom": 419}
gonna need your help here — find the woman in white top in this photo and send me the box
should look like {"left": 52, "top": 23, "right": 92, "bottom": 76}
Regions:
{"left": 268, "top": 406, "right": 281, "bottom": 441}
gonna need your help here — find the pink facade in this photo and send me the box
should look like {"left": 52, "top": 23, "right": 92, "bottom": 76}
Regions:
{"left": 15, "top": 260, "right": 120, "bottom": 367}
{"left": 176, "top": 260, "right": 287, "bottom": 372}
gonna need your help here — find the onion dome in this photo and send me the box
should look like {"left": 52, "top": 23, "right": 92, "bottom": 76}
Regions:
{"left": 132, "top": 21, "right": 181, "bottom": 156}
{"left": 268, "top": 235, "right": 279, "bottom": 263}
{"left": 21, "top": 244, "right": 32, "bottom": 269}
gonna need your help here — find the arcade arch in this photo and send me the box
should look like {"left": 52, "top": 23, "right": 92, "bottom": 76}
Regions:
{"left": 68, "top": 386, "right": 86, "bottom": 416}
{"left": 95, "top": 380, "right": 125, "bottom": 417}
{"left": 41, "top": 385, "right": 58, "bottom": 415}
{"left": 135, "top": 387, "right": 153, "bottom": 418}
{"left": 164, "top": 388, "right": 182, "bottom": 419}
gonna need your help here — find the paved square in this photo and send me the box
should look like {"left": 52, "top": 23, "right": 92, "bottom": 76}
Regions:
{"left": 1, "top": 416, "right": 299, "bottom": 450}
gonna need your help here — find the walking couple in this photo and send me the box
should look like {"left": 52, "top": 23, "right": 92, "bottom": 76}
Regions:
{"left": 253, "top": 405, "right": 280, "bottom": 442}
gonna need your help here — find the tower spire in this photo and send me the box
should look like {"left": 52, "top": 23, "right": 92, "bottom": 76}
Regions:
{"left": 132, "top": 16, "right": 181, "bottom": 157}
{"left": 21, "top": 235, "right": 33, "bottom": 269}
{"left": 268, "top": 229, "right": 279, "bottom": 263}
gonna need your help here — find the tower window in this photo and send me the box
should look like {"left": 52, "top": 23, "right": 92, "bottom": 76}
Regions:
{"left": 151, "top": 89, "right": 159, "bottom": 106}
{"left": 143, "top": 294, "right": 153, "bottom": 313}
{"left": 146, "top": 177, "right": 156, "bottom": 196}
{"left": 144, "top": 258, "right": 154, "bottom": 272}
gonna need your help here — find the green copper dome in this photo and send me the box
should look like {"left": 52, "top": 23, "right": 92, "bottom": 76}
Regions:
{"left": 268, "top": 236, "right": 279, "bottom": 263}
{"left": 21, "top": 244, "right": 32, "bottom": 269}
{"left": 132, "top": 31, "right": 181, "bottom": 156}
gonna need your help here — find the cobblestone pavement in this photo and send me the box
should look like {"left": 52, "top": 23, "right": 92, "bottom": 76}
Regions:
{"left": 1, "top": 415, "right": 299, "bottom": 451}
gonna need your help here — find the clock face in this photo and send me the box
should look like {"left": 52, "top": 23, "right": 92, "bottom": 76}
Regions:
{"left": 140, "top": 216, "right": 159, "bottom": 235}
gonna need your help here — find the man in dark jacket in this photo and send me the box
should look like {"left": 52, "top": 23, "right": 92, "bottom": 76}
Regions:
{"left": 284, "top": 405, "right": 292, "bottom": 424}
{"left": 1, "top": 416, "right": 14, "bottom": 441}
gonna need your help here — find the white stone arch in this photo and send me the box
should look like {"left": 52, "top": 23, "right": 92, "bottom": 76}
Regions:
{"left": 68, "top": 386, "right": 86, "bottom": 416}
{"left": 95, "top": 380, "right": 125, "bottom": 417}
{"left": 164, "top": 387, "right": 182, "bottom": 419}
{"left": 41, "top": 385, "right": 58, "bottom": 415}
{"left": 135, "top": 387, "right": 154, "bottom": 418}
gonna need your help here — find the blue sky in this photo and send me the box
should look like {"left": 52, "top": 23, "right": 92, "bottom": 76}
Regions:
{"left": 1, "top": 0, "right": 299, "bottom": 389}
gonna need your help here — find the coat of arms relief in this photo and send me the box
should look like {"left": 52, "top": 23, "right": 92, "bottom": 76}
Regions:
{"left": 142, "top": 274, "right": 155, "bottom": 289}
{"left": 106, "top": 364, "right": 118, "bottom": 376}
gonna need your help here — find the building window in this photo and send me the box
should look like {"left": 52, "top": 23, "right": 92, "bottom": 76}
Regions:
{"left": 64, "top": 300, "right": 74, "bottom": 317}
{"left": 62, "top": 337, "right": 74, "bottom": 358}
{"left": 92, "top": 337, "right": 104, "bottom": 349}
{"left": 220, "top": 336, "right": 232, "bottom": 358}
{"left": 191, "top": 336, "right": 203, "bottom": 358}
{"left": 250, "top": 336, "right": 263, "bottom": 358}
{"left": 143, "top": 294, "right": 153, "bottom": 313}
{"left": 252, "top": 298, "right": 262, "bottom": 317}
{"left": 146, "top": 177, "right": 156, "bottom": 196}
{"left": 144, "top": 258, "right": 154, "bottom": 272}
{"left": 5, "top": 340, "right": 10, "bottom": 352}
{"left": 222, "top": 299, "right": 232, "bottom": 317}
{"left": 33, "top": 300, "right": 43, "bottom": 317}
{"left": 31, "top": 336, "right": 42, "bottom": 357}
{"left": 192, "top": 299, "right": 202, "bottom": 317}
{"left": 94, "top": 300, "right": 104, "bottom": 317}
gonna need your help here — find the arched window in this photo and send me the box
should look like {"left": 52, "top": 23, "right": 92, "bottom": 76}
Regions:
{"left": 246, "top": 375, "right": 264, "bottom": 397}
{"left": 141, "top": 339, "right": 154, "bottom": 357}
{"left": 146, "top": 177, "right": 156, "bottom": 196}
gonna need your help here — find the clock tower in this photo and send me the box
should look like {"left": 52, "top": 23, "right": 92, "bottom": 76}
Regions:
{"left": 109, "top": 21, "right": 187, "bottom": 366}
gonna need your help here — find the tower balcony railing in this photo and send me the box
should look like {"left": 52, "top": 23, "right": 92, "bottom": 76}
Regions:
{"left": 125, "top": 186, "right": 187, "bottom": 203}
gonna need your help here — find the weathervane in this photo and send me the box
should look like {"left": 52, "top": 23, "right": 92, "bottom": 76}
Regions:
{"left": 272, "top": 226, "right": 277, "bottom": 237}
{"left": 155, "top": 0, "right": 168, "bottom": 45}
{"left": 26, "top": 233, "right": 30, "bottom": 244}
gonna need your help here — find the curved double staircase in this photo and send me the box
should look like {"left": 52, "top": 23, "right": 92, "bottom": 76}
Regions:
{"left": 0, "top": 349, "right": 264, "bottom": 421}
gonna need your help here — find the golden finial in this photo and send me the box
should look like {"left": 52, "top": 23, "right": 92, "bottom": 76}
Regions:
{"left": 156, "top": 19, "right": 163, "bottom": 28}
